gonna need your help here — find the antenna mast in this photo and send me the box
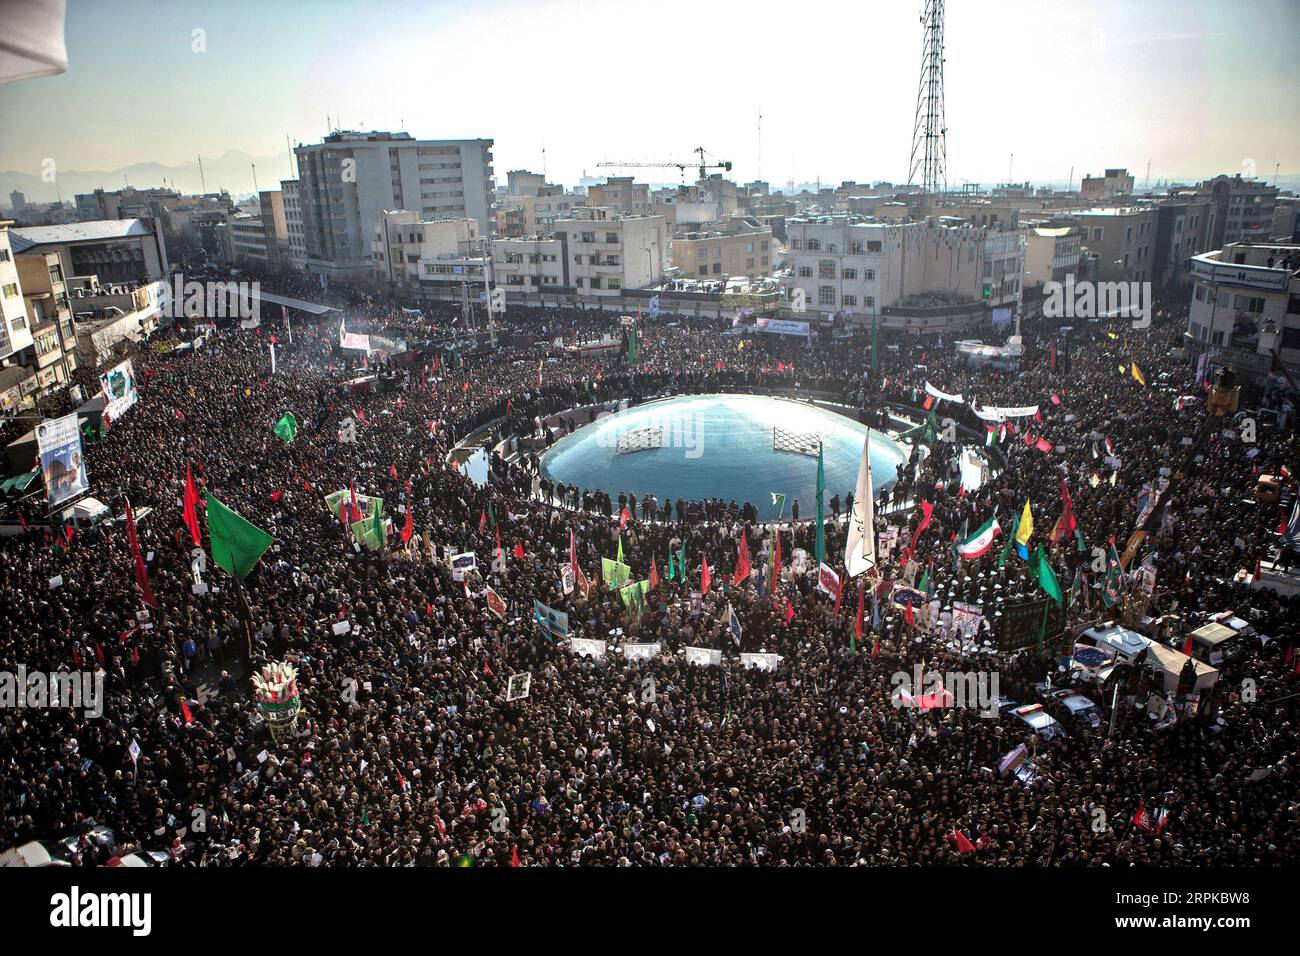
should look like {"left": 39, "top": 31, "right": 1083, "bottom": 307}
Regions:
{"left": 908, "top": 0, "right": 947, "bottom": 196}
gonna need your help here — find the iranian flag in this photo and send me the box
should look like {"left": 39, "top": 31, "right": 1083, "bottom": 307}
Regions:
{"left": 956, "top": 516, "right": 1001, "bottom": 559}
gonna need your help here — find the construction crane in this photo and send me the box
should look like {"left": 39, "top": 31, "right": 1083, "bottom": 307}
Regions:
{"left": 597, "top": 146, "right": 732, "bottom": 183}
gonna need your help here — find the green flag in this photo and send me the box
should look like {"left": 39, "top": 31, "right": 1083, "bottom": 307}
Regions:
{"left": 1074, "top": 527, "right": 1087, "bottom": 553}
{"left": 1032, "top": 544, "right": 1063, "bottom": 605}
{"left": 679, "top": 538, "right": 687, "bottom": 587}
{"left": 917, "top": 566, "right": 930, "bottom": 595}
{"left": 814, "top": 446, "right": 826, "bottom": 565}
{"left": 205, "top": 493, "right": 273, "bottom": 580}
{"left": 998, "top": 514, "right": 1019, "bottom": 569}
{"left": 273, "top": 411, "right": 298, "bottom": 444}
{"left": 771, "top": 492, "right": 787, "bottom": 519}
{"left": 667, "top": 540, "right": 676, "bottom": 581}
{"left": 616, "top": 534, "right": 623, "bottom": 565}
{"left": 372, "top": 503, "right": 387, "bottom": 549}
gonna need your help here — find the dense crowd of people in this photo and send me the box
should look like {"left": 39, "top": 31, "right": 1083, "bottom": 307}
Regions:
{"left": 1, "top": 271, "right": 1297, "bottom": 867}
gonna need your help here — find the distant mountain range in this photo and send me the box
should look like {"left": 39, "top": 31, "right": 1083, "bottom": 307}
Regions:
{"left": 1, "top": 149, "right": 297, "bottom": 208}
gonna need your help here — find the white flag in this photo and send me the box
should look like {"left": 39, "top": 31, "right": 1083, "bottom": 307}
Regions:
{"left": 844, "top": 434, "right": 876, "bottom": 577}
{"left": 128, "top": 739, "right": 141, "bottom": 764}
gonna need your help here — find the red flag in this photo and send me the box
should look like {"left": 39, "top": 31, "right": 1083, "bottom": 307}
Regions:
{"left": 183, "top": 464, "right": 202, "bottom": 547}
{"left": 483, "top": 660, "right": 493, "bottom": 677}
{"left": 619, "top": 506, "right": 631, "bottom": 530}
{"left": 700, "top": 554, "right": 712, "bottom": 593}
{"left": 513, "top": 541, "right": 525, "bottom": 560}
{"left": 479, "top": 509, "right": 488, "bottom": 533}
{"left": 922, "top": 395, "right": 935, "bottom": 411}
{"left": 649, "top": 555, "right": 659, "bottom": 591}
{"left": 64, "top": 524, "right": 74, "bottom": 544}
{"left": 511, "top": 846, "right": 521, "bottom": 868}
{"left": 871, "top": 631, "right": 880, "bottom": 660}
{"left": 1133, "top": 802, "right": 1155, "bottom": 834}
{"left": 916, "top": 500, "right": 934, "bottom": 538}
{"left": 1034, "top": 437, "right": 1054, "bottom": 453}
{"left": 784, "top": 596, "right": 795, "bottom": 623}
{"left": 570, "top": 529, "right": 580, "bottom": 587}
{"left": 1052, "top": 477, "right": 1076, "bottom": 543}
{"left": 401, "top": 481, "right": 414, "bottom": 544}
{"left": 734, "top": 529, "right": 751, "bottom": 585}
{"left": 349, "top": 480, "right": 360, "bottom": 524}
{"left": 952, "top": 830, "right": 976, "bottom": 853}
{"left": 125, "top": 497, "right": 158, "bottom": 609}
{"left": 180, "top": 698, "right": 194, "bottom": 726}
{"left": 854, "top": 583, "right": 865, "bottom": 644}
{"left": 904, "top": 602, "right": 915, "bottom": 630}
{"left": 389, "top": 463, "right": 398, "bottom": 480}
{"left": 17, "top": 512, "right": 27, "bottom": 530}
{"left": 270, "top": 489, "right": 283, "bottom": 502}
{"left": 1182, "top": 633, "right": 1194, "bottom": 656}
{"left": 95, "top": 644, "right": 105, "bottom": 666}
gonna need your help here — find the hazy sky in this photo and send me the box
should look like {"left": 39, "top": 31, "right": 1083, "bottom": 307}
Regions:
{"left": 2, "top": 0, "right": 1298, "bottom": 194}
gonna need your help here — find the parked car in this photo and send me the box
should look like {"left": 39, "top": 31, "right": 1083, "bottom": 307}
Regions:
{"left": 1006, "top": 702, "right": 1065, "bottom": 740}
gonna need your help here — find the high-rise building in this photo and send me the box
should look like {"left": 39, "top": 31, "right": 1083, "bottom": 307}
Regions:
{"left": 293, "top": 131, "right": 494, "bottom": 282}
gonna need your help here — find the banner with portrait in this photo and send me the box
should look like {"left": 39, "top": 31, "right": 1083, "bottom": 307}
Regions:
{"left": 37, "top": 413, "right": 89, "bottom": 508}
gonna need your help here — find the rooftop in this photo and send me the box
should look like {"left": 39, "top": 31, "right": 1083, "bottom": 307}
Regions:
{"left": 9, "top": 219, "right": 155, "bottom": 253}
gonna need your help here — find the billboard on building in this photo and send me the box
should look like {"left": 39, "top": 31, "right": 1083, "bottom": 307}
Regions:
{"left": 36, "top": 413, "right": 90, "bottom": 508}
{"left": 99, "top": 359, "right": 138, "bottom": 423}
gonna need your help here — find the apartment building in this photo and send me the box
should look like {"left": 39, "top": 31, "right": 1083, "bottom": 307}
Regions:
{"left": 1198, "top": 174, "right": 1278, "bottom": 248}
{"left": 1185, "top": 241, "right": 1300, "bottom": 380}
{"left": 784, "top": 215, "right": 1026, "bottom": 326}
{"left": 0, "top": 220, "right": 36, "bottom": 363}
{"left": 16, "top": 249, "right": 78, "bottom": 392}
{"left": 1023, "top": 224, "right": 1082, "bottom": 290}
{"left": 585, "top": 177, "right": 652, "bottom": 218}
{"left": 372, "top": 211, "right": 479, "bottom": 287}
{"left": 670, "top": 218, "right": 774, "bottom": 278}
{"left": 1073, "top": 207, "right": 1158, "bottom": 284}
{"left": 230, "top": 212, "right": 269, "bottom": 266}
{"left": 281, "top": 179, "right": 307, "bottom": 271}
{"left": 506, "top": 170, "right": 546, "bottom": 197}
{"left": 294, "top": 131, "right": 495, "bottom": 281}
{"left": 1080, "top": 169, "right": 1135, "bottom": 201}
{"left": 492, "top": 238, "right": 566, "bottom": 294}
{"left": 552, "top": 208, "right": 668, "bottom": 295}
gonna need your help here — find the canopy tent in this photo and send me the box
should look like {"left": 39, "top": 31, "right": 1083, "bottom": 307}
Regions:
{"left": 245, "top": 289, "right": 340, "bottom": 316}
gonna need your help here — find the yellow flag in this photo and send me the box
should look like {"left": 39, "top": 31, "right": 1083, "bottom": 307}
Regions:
{"left": 1131, "top": 362, "right": 1146, "bottom": 386}
{"left": 1106, "top": 331, "right": 1117, "bottom": 340}
{"left": 1015, "top": 499, "right": 1034, "bottom": 549}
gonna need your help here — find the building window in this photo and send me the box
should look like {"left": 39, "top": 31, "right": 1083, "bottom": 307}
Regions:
{"left": 807, "top": 239, "right": 821, "bottom": 251}
{"left": 819, "top": 259, "right": 836, "bottom": 279}
{"left": 866, "top": 269, "right": 876, "bottom": 281}
{"left": 843, "top": 268, "right": 857, "bottom": 280}
{"left": 712, "top": 263, "right": 721, "bottom": 274}
{"left": 843, "top": 295, "right": 857, "bottom": 307}
{"left": 606, "top": 232, "right": 618, "bottom": 244}
{"left": 607, "top": 278, "right": 621, "bottom": 289}
{"left": 818, "top": 286, "right": 835, "bottom": 306}
{"left": 798, "top": 266, "right": 813, "bottom": 278}
{"left": 1, "top": 282, "right": 17, "bottom": 299}
{"left": 865, "top": 296, "right": 874, "bottom": 309}
{"left": 791, "top": 239, "right": 803, "bottom": 250}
